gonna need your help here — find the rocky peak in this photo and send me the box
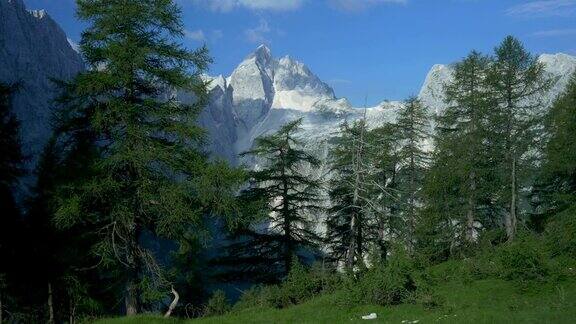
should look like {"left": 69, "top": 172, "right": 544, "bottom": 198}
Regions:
{"left": 251, "top": 44, "right": 273, "bottom": 66}
{"left": 0, "top": 0, "right": 85, "bottom": 195}
{"left": 418, "top": 53, "right": 576, "bottom": 116}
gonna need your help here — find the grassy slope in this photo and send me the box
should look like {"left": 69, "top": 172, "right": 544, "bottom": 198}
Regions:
{"left": 97, "top": 277, "right": 576, "bottom": 324}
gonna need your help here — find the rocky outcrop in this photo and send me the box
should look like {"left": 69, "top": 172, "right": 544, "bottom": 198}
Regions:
{"left": 418, "top": 53, "right": 576, "bottom": 116}
{"left": 0, "top": 0, "right": 84, "bottom": 191}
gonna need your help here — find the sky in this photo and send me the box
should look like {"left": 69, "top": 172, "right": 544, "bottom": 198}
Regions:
{"left": 24, "top": 0, "right": 576, "bottom": 106}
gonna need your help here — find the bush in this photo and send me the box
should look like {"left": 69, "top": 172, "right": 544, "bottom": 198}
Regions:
{"left": 339, "top": 249, "right": 417, "bottom": 306}
{"left": 544, "top": 207, "right": 576, "bottom": 259}
{"left": 493, "top": 232, "right": 549, "bottom": 283}
{"left": 233, "top": 285, "right": 282, "bottom": 311}
{"left": 234, "top": 259, "right": 342, "bottom": 310}
{"left": 280, "top": 259, "right": 322, "bottom": 305}
{"left": 203, "top": 290, "right": 231, "bottom": 317}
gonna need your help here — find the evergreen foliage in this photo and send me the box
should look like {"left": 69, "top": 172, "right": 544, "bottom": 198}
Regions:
{"left": 421, "top": 51, "right": 495, "bottom": 257}
{"left": 53, "top": 0, "right": 243, "bottom": 315}
{"left": 533, "top": 73, "right": 576, "bottom": 225}
{"left": 487, "top": 36, "right": 553, "bottom": 241}
{"left": 218, "top": 119, "right": 323, "bottom": 281}
{"left": 0, "top": 82, "right": 25, "bottom": 323}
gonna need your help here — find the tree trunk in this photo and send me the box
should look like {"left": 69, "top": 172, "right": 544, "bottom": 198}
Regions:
{"left": 48, "top": 282, "right": 55, "bottom": 324}
{"left": 125, "top": 277, "right": 139, "bottom": 316}
{"left": 506, "top": 156, "right": 517, "bottom": 241}
{"left": 346, "top": 211, "right": 358, "bottom": 271}
{"left": 466, "top": 170, "right": 476, "bottom": 243}
{"left": 281, "top": 167, "right": 292, "bottom": 275}
{"left": 1, "top": 291, "right": 3, "bottom": 324}
{"left": 69, "top": 298, "right": 76, "bottom": 324}
{"left": 164, "top": 286, "right": 179, "bottom": 318}
{"left": 346, "top": 112, "right": 367, "bottom": 271}
{"left": 124, "top": 220, "right": 142, "bottom": 316}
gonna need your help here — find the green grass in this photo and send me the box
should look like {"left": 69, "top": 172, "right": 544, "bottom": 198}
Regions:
{"left": 96, "top": 277, "right": 576, "bottom": 324}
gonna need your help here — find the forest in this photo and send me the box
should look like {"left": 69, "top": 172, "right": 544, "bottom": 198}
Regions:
{"left": 0, "top": 0, "right": 575, "bottom": 323}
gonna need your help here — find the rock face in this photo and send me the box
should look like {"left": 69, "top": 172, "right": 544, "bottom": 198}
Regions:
{"left": 2, "top": 0, "right": 575, "bottom": 178}
{"left": 0, "top": 0, "right": 84, "bottom": 190}
{"left": 418, "top": 53, "right": 576, "bottom": 116}
{"left": 191, "top": 45, "right": 576, "bottom": 170}
{"left": 185, "top": 45, "right": 395, "bottom": 166}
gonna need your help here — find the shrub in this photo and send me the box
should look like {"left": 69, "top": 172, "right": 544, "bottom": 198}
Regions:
{"left": 544, "top": 207, "right": 576, "bottom": 259}
{"left": 233, "top": 285, "right": 283, "bottom": 311}
{"left": 203, "top": 290, "right": 231, "bottom": 317}
{"left": 494, "top": 232, "right": 549, "bottom": 282}
{"left": 281, "top": 259, "right": 322, "bottom": 305}
{"left": 234, "top": 259, "right": 342, "bottom": 310}
{"left": 339, "top": 249, "right": 417, "bottom": 306}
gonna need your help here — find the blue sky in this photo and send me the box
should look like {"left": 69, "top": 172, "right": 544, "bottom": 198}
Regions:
{"left": 25, "top": 0, "right": 576, "bottom": 106}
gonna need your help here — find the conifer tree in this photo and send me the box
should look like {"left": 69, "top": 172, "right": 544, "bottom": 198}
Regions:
{"left": 394, "top": 97, "right": 430, "bottom": 249}
{"left": 487, "top": 36, "right": 552, "bottom": 241}
{"left": 366, "top": 124, "right": 402, "bottom": 261}
{"left": 422, "top": 51, "right": 494, "bottom": 255}
{"left": 0, "top": 82, "right": 24, "bottom": 324}
{"left": 532, "top": 72, "right": 576, "bottom": 224}
{"left": 54, "top": 0, "right": 242, "bottom": 315}
{"left": 439, "top": 51, "right": 494, "bottom": 243}
{"left": 326, "top": 120, "right": 372, "bottom": 270}
{"left": 227, "top": 119, "right": 323, "bottom": 278}
{"left": 326, "top": 120, "right": 402, "bottom": 268}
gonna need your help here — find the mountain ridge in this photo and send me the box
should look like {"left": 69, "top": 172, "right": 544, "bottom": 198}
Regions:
{"left": 0, "top": 0, "right": 85, "bottom": 195}
{"left": 195, "top": 45, "right": 576, "bottom": 167}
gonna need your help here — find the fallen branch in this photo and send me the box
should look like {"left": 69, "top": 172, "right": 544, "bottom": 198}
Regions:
{"left": 164, "top": 286, "right": 179, "bottom": 318}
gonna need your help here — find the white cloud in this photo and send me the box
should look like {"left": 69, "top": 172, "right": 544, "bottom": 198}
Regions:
{"left": 185, "top": 29, "right": 225, "bottom": 43}
{"left": 193, "top": 0, "right": 304, "bottom": 12}
{"left": 531, "top": 28, "right": 576, "bottom": 37}
{"left": 239, "top": 0, "right": 304, "bottom": 10}
{"left": 329, "top": 0, "right": 407, "bottom": 12}
{"left": 244, "top": 19, "right": 271, "bottom": 43}
{"left": 185, "top": 29, "right": 206, "bottom": 41}
{"left": 506, "top": 0, "right": 576, "bottom": 17}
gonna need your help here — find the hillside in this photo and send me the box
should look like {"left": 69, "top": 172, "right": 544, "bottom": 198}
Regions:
{"left": 97, "top": 263, "right": 576, "bottom": 324}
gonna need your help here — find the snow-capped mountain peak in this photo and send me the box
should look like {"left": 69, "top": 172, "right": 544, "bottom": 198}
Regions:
{"left": 226, "top": 44, "right": 347, "bottom": 126}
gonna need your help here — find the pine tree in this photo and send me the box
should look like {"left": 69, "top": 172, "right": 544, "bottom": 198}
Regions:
{"left": 487, "top": 36, "right": 553, "bottom": 241}
{"left": 54, "top": 0, "right": 242, "bottom": 315}
{"left": 227, "top": 119, "right": 323, "bottom": 278}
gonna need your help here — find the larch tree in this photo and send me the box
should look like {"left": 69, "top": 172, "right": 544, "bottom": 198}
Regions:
{"left": 487, "top": 36, "right": 552, "bottom": 241}
{"left": 326, "top": 119, "right": 372, "bottom": 270}
{"left": 443, "top": 51, "right": 494, "bottom": 243}
{"left": 0, "top": 82, "right": 24, "bottom": 324}
{"left": 422, "top": 51, "right": 495, "bottom": 255}
{"left": 54, "top": 0, "right": 243, "bottom": 315}
{"left": 532, "top": 72, "right": 576, "bottom": 225}
{"left": 234, "top": 119, "right": 323, "bottom": 277}
{"left": 394, "top": 97, "right": 430, "bottom": 250}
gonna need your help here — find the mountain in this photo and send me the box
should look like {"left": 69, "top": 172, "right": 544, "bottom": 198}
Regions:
{"left": 187, "top": 45, "right": 400, "bottom": 167}
{"left": 1, "top": 0, "right": 575, "bottom": 183}
{"left": 0, "top": 0, "right": 84, "bottom": 192}
{"left": 419, "top": 53, "right": 576, "bottom": 115}
{"left": 194, "top": 46, "right": 576, "bottom": 171}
